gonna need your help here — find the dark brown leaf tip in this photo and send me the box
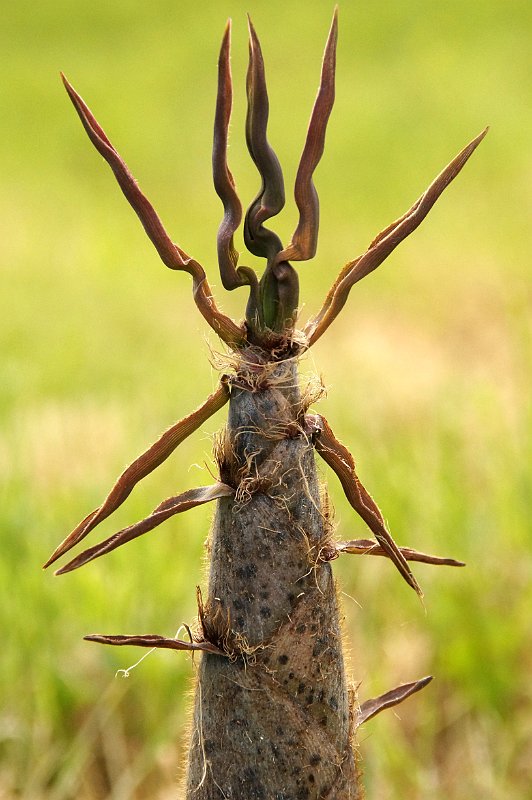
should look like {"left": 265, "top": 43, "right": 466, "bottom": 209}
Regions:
{"left": 209, "top": 14, "right": 341, "bottom": 338}
{"left": 356, "top": 675, "right": 433, "bottom": 728}
{"left": 313, "top": 413, "right": 422, "bottom": 595}
{"left": 60, "top": 73, "right": 196, "bottom": 276}
{"left": 60, "top": 16, "right": 486, "bottom": 349}
{"left": 45, "top": 383, "right": 231, "bottom": 572}
{"left": 244, "top": 15, "right": 285, "bottom": 263}
{"left": 54, "top": 483, "right": 233, "bottom": 576}
{"left": 278, "top": 7, "right": 338, "bottom": 264}
{"left": 84, "top": 633, "right": 226, "bottom": 657}
{"left": 214, "top": 21, "right": 258, "bottom": 295}
{"left": 306, "top": 126, "right": 488, "bottom": 345}
{"left": 337, "top": 539, "right": 465, "bottom": 567}
{"left": 61, "top": 72, "right": 246, "bottom": 348}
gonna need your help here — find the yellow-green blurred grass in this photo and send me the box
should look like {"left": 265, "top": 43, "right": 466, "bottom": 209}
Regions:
{"left": 1, "top": 0, "right": 530, "bottom": 797}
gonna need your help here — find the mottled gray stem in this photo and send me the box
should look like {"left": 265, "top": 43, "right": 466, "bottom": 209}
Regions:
{"left": 185, "top": 355, "right": 360, "bottom": 798}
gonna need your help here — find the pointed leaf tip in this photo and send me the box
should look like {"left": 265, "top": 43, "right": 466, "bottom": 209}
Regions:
{"left": 54, "top": 483, "right": 233, "bottom": 575}
{"left": 313, "top": 414, "right": 422, "bottom": 595}
{"left": 246, "top": 14, "right": 256, "bottom": 44}
{"left": 220, "top": 22, "right": 230, "bottom": 50}
{"left": 45, "top": 383, "right": 230, "bottom": 570}
{"left": 357, "top": 675, "right": 433, "bottom": 728}
{"left": 84, "top": 633, "right": 226, "bottom": 656}
{"left": 60, "top": 67, "right": 244, "bottom": 346}
{"left": 306, "top": 126, "right": 489, "bottom": 345}
{"left": 337, "top": 538, "right": 465, "bottom": 567}
{"left": 214, "top": 15, "right": 258, "bottom": 292}
{"left": 243, "top": 11, "right": 285, "bottom": 268}
{"left": 277, "top": 8, "right": 338, "bottom": 264}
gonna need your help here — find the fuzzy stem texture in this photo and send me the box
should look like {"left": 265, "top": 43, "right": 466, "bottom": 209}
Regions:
{"left": 185, "top": 352, "right": 361, "bottom": 799}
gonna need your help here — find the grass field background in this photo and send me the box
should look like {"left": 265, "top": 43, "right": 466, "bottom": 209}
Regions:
{"left": 1, "top": 0, "right": 530, "bottom": 797}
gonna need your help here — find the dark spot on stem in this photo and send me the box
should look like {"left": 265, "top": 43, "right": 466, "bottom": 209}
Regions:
{"left": 236, "top": 563, "right": 257, "bottom": 579}
{"left": 312, "top": 638, "right": 327, "bottom": 657}
{"left": 241, "top": 766, "right": 266, "bottom": 799}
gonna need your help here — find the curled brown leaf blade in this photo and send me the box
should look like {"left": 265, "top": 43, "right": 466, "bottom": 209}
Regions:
{"left": 356, "top": 676, "right": 433, "bottom": 728}
{"left": 62, "top": 74, "right": 245, "bottom": 347}
{"left": 311, "top": 414, "right": 421, "bottom": 595}
{"left": 62, "top": 73, "right": 195, "bottom": 275}
{"left": 85, "top": 633, "right": 225, "bottom": 656}
{"left": 337, "top": 538, "right": 465, "bottom": 567}
{"left": 213, "top": 22, "right": 257, "bottom": 293}
{"left": 44, "top": 383, "right": 230, "bottom": 568}
{"left": 243, "top": 16, "right": 285, "bottom": 261}
{"left": 278, "top": 7, "right": 338, "bottom": 263}
{"left": 306, "top": 127, "right": 488, "bottom": 345}
{"left": 55, "top": 483, "right": 234, "bottom": 575}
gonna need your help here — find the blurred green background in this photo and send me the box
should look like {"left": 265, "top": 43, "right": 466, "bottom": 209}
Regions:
{"left": 1, "top": 0, "right": 530, "bottom": 797}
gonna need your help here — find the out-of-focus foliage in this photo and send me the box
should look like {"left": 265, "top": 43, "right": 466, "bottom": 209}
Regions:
{"left": 1, "top": 1, "right": 530, "bottom": 797}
